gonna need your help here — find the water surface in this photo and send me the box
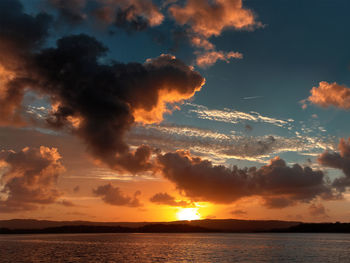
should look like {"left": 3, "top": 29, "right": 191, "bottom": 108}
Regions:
{"left": 1, "top": 233, "right": 349, "bottom": 262}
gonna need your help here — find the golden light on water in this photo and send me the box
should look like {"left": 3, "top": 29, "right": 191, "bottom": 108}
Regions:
{"left": 176, "top": 208, "right": 201, "bottom": 221}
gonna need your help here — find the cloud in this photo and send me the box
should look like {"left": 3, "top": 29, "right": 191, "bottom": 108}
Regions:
{"left": 187, "top": 103, "right": 293, "bottom": 128}
{"left": 304, "top": 81, "right": 350, "bottom": 109}
{"left": 196, "top": 50, "right": 243, "bottom": 68}
{"left": 168, "top": 0, "right": 257, "bottom": 38}
{"left": 318, "top": 138, "right": 350, "bottom": 192}
{"left": 48, "top": 0, "right": 86, "bottom": 24}
{"left": 0, "top": 146, "right": 64, "bottom": 212}
{"left": 94, "top": 0, "right": 164, "bottom": 31}
{"left": 93, "top": 183, "right": 142, "bottom": 207}
{"left": 149, "top": 192, "right": 191, "bottom": 207}
{"left": 33, "top": 38, "right": 203, "bottom": 172}
{"left": 127, "top": 123, "right": 335, "bottom": 163}
{"left": 0, "top": 0, "right": 52, "bottom": 126}
{"left": 168, "top": 0, "right": 260, "bottom": 67}
{"left": 157, "top": 151, "right": 334, "bottom": 207}
{"left": 0, "top": 6, "right": 205, "bottom": 174}
{"left": 47, "top": 0, "right": 164, "bottom": 30}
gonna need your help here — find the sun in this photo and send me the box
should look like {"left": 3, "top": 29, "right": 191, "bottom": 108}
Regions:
{"left": 176, "top": 208, "right": 201, "bottom": 221}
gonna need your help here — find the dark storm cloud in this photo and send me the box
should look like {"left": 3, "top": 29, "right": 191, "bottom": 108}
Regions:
{"left": 30, "top": 35, "right": 203, "bottom": 172}
{"left": 93, "top": 183, "right": 142, "bottom": 207}
{"left": 318, "top": 137, "right": 350, "bottom": 192}
{"left": 149, "top": 192, "right": 191, "bottom": 207}
{"left": 0, "top": 1, "right": 204, "bottom": 173}
{"left": 0, "top": 0, "right": 52, "bottom": 126}
{"left": 157, "top": 151, "right": 334, "bottom": 208}
{"left": 0, "top": 146, "right": 64, "bottom": 212}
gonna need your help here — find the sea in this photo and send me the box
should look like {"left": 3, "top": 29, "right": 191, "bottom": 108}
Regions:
{"left": 1, "top": 233, "right": 349, "bottom": 262}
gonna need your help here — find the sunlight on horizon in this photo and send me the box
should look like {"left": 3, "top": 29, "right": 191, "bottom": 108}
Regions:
{"left": 176, "top": 208, "right": 201, "bottom": 221}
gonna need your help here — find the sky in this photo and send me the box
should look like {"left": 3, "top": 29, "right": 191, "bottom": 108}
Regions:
{"left": 1, "top": 0, "right": 350, "bottom": 222}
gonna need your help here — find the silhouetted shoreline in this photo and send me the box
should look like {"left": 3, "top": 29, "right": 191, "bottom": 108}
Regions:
{"left": 1, "top": 219, "right": 349, "bottom": 234}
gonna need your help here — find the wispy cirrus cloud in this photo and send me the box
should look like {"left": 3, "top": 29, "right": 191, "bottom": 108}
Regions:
{"left": 186, "top": 103, "right": 293, "bottom": 128}
{"left": 195, "top": 50, "right": 243, "bottom": 68}
{"left": 127, "top": 123, "right": 335, "bottom": 164}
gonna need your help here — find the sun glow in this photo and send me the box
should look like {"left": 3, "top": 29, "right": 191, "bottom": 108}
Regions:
{"left": 176, "top": 208, "right": 201, "bottom": 221}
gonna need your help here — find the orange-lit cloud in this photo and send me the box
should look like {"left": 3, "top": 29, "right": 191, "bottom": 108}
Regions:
{"left": 169, "top": 0, "right": 260, "bottom": 67}
{"left": 0, "top": 146, "right": 65, "bottom": 212}
{"left": 133, "top": 84, "right": 203, "bottom": 124}
{"left": 196, "top": 50, "right": 243, "bottom": 68}
{"left": 190, "top": 36, "right": 215, "bottom": 50}
{"left": 0, "top": 65, "right": 24, "bottom": 126}
{"left": 305, "top": 81, "right": 350, "bottom": 109}
{"left": 169, "top": 0, "right": 257, "bottom": 38}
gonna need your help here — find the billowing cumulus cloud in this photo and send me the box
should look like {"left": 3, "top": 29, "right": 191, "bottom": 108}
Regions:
{"left": 32, "top": 38, "right": 203, "bottom": 171}
{"left": 149, "top": 192, "right": 191, "bottom": 207}
{"left": 0, "top": 1, "right": 205, "bottom": 174}
{"left": 318, "top": 138, "right": 350, "bottom": 192}
{"left": 0, "top": 146, "right": 64, "bottom": 212}
{"left": 304, "top": 81, "right": 350, "bottom": 109}
{"left": 93, "top": 183, "right": 142, "bottom": 207}
{"left": 169, "top": 0, "right": 257, "bottom": 38}
{"left": 157, "top": 151, "right": 334, "bottom": 207}
{"left": 196, "top": 50, "right": 243, "bottom": 68}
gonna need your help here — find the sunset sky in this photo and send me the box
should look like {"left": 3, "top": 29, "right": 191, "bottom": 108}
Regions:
{"left": 1, "top": 0, "right": 350, "bottom": 223}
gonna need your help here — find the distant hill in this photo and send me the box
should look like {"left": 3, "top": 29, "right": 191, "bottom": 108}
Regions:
{"left": 0, "top": 218, "right": 300, "bottom": 232}
{"left": 1, "top": 219, "right": 350, "bottom": 234}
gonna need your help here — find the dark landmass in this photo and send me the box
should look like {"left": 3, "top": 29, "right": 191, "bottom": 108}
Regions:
{"left": 0, "top": 218, "right": 300, "bottom": 231}
{"left": 0, "top": 219, "right": 349, "bottom": 234}
{"left": 0, "top": 224, "right": 214, "bottom": 234}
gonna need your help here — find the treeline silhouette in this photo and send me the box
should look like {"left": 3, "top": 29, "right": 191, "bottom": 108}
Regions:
{"left": 1, "top": 222, "right": 350, "bottom": 234}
